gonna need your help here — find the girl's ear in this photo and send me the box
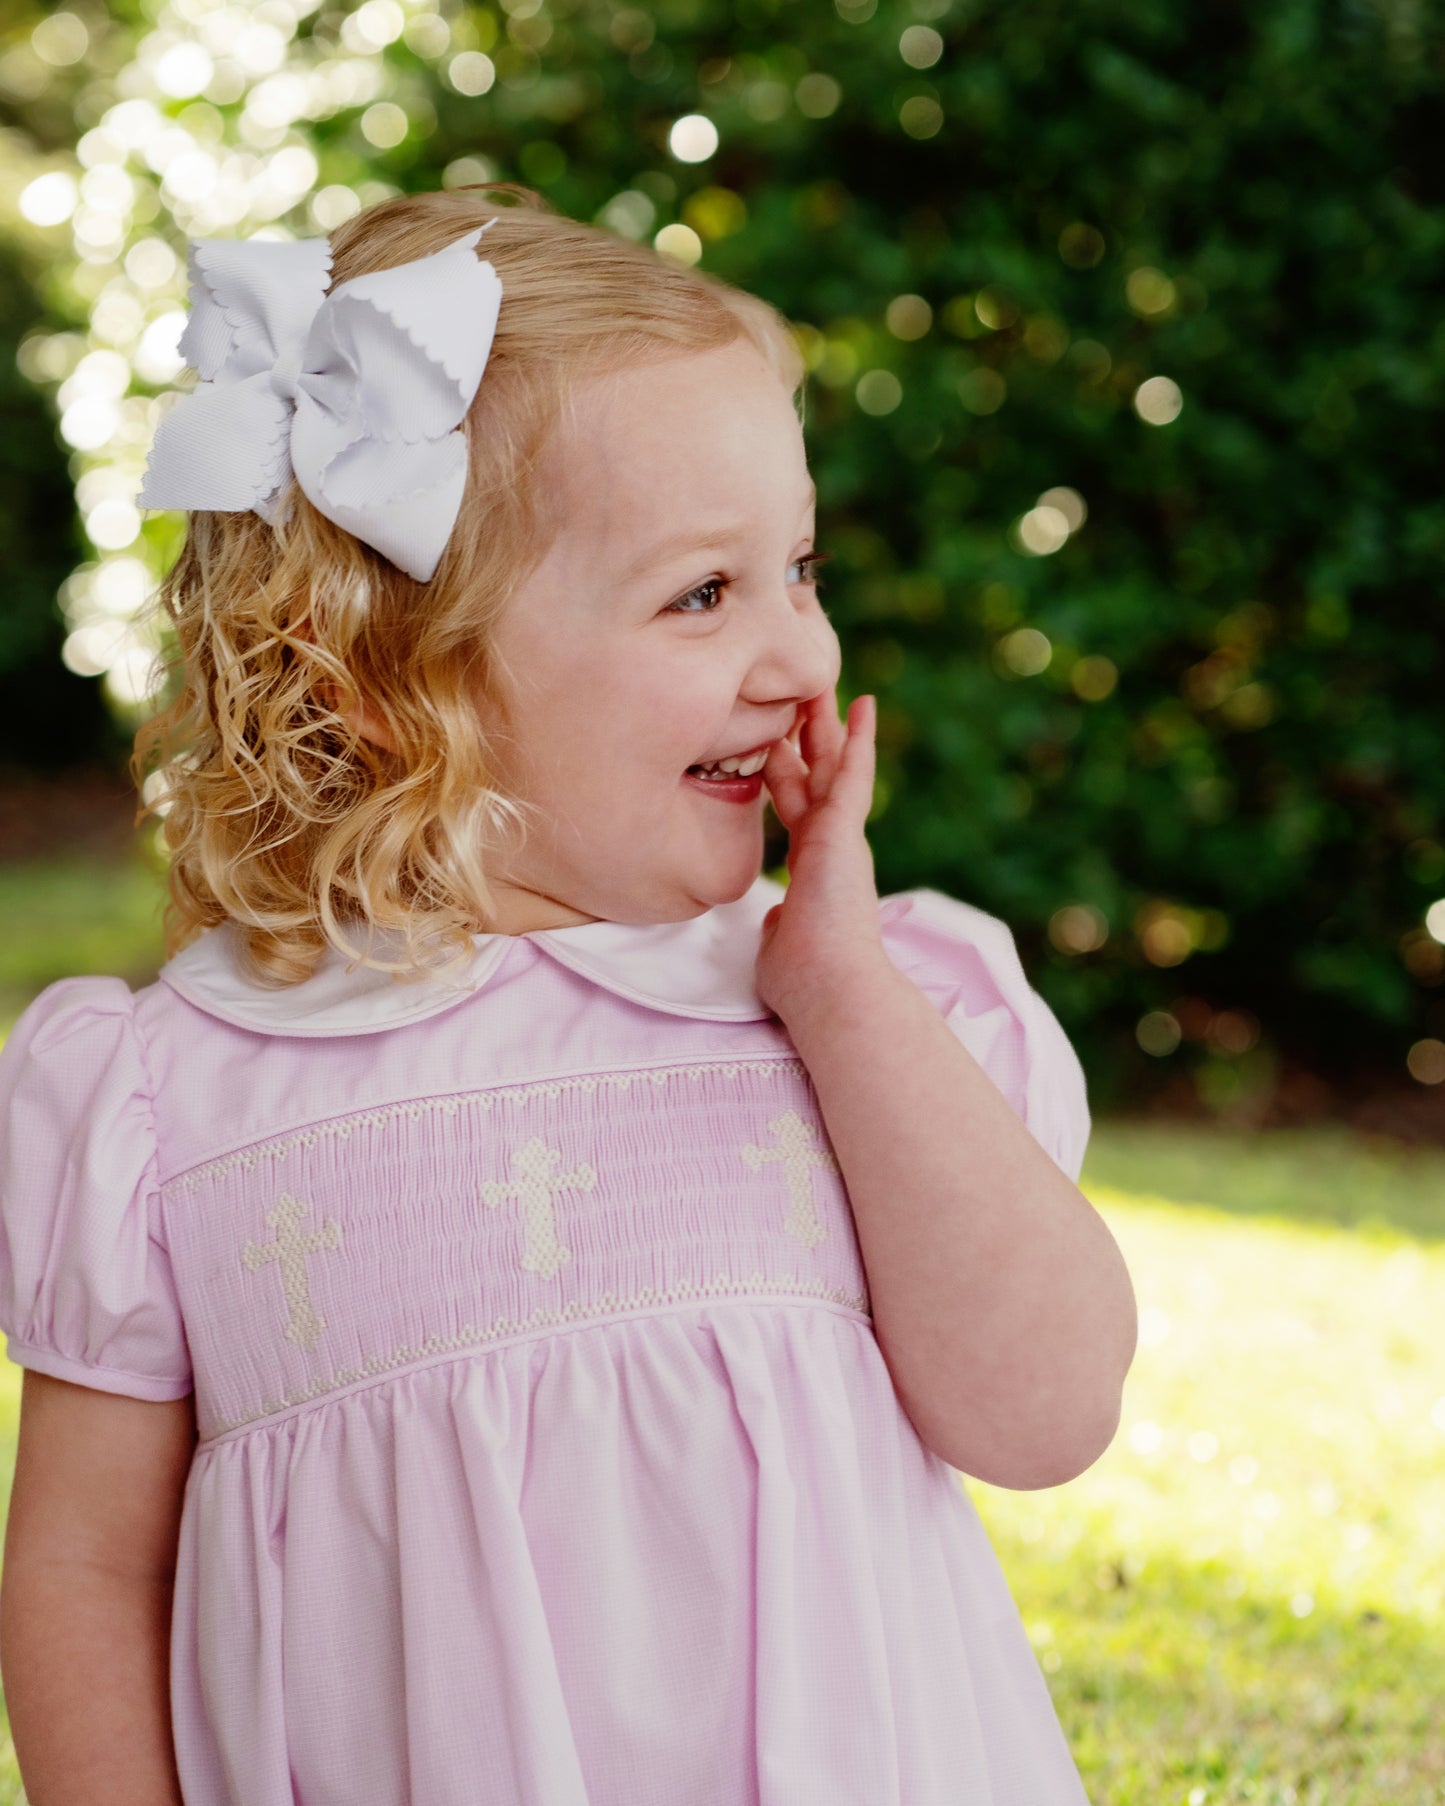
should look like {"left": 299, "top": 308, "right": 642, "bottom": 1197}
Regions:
{"left": 289, "top": 618, "right": 398, "bottom": 754}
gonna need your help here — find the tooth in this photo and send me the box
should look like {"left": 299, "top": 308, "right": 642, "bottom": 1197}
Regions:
{"left": 689, "top": 744, "right": 773, "bottom": 778}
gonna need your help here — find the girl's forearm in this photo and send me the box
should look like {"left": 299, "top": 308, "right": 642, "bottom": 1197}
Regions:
{"left": 1, "top": 1560, "right": 186, "bottom": 1806}
{"left": 779, "top": 954, "right": 1138, "bottom": 1490}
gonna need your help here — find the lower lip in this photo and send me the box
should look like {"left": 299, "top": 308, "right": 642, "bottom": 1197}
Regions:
{"left": 683, "top": 769, "right": 765, "bottom": 804}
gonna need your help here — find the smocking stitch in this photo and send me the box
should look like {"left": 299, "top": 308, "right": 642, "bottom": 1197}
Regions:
{"left": 240, "top": 1192, "right": 343, "bottom": 1352}
{"left": 480, "top": 1135, "right": 597, "bottom": 1280}
{"left": 740, "top": 1109, "right": 841, "bottom": 1250}
{"left": 198, "top": 1270, "right": 873, "bottom": 1442}
{"left": 160, "top": 1055, "right": 809, "bottom": 1194}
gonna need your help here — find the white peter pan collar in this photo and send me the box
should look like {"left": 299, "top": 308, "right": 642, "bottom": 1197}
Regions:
{"left": 158, "top": 872, "right": 791, "bottom": 1036}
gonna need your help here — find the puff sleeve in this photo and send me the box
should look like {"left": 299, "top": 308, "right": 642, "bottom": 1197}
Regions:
{"left": 878, "top": 888, "right": 1091, "bottom": 1183}
{"left": 0, "top": 976, "right": 193, "bottom": 1400}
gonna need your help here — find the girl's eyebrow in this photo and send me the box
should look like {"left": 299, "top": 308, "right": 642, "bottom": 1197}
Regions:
{"left": 619, "top": 480, "right": 817, "bottom": 583}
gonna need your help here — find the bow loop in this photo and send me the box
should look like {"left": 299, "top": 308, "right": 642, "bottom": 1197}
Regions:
{"left": 139, "top": 221, "right": 503, "bottom": 581}
{"left": 177, "top": 237, "right": 333, "bottom": 383}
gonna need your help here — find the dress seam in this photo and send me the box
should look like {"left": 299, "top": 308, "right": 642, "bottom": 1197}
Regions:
{"left": 194, "top": 1290, "right": 873, "bottom": 1450}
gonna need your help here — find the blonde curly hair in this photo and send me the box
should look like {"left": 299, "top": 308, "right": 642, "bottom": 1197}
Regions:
{"left": 132, "top": 183, "right": 806, "bottom": 989}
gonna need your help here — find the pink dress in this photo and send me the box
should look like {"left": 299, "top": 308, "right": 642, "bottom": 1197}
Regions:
{"left": 0, "top": 875, "right": 1092, "bottom": 1806}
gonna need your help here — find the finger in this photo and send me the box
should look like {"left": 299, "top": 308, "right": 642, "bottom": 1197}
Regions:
{"left": 835, "top": 694, "right": 876, "bottom": 819}
{"left": 801, "top": 686, "right": 846, "bottom": 802}
{"left": 763, "top": 732, "right": 810, "bottom": 828}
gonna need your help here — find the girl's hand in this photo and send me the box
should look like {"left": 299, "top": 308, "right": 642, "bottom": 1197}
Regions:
{"left": 755, "top": 684, "right": 888, "bottom": 1022}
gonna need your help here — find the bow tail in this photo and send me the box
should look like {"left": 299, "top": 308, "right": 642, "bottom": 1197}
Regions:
{"left": 139, "top": 376, "right": 294, "bottom": 516}
{"left": 291, "top": 404, "right": 469, "bottom": 583}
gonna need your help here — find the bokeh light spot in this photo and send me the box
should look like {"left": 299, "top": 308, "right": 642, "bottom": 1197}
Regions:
{"left": 31, "top": 12, "right": 89, "bottom": 67}
{"left": 1049, "top": 904, "right": 1109, "bottom": 954}
{"left": 885, "top": 294, "right": 932, "bottom": 339}
{"left": 124, "top": 238, "right": 178, "bottom": 289}
{"left": 155, "top": 43, "right": 215, "bottom": 99}
{"left": 669, "top": 113, "right": 719, "bottom": 162}
{"left": 360, "top": 102, "right": 409, "bottom": 148}
{"left": 899, "top": 26, "right": 944, "bottom": 68}
{"left": 999, "top": 627, "right": 1052, "bottom": 675}
{"left": 1137, "top": 1012, "right": 1182, "bottom": 1056}
{"left": 1014, "top": 505, "right": 1071, "bottom": 556}
{"left": 974, "top": 286, "right": 1019, "bottom": 330}
{"left": 1126, "top": 266, "right": 1177, "bottom": 315}
{"left": 448, "top": 52, "right": 495, "bottom": 95}
{"left": 1071, "top": 656, "right": 1118, "bottom": 701}
{"left": 1406, "top": 1039, "right": 1445, "bottom": 1084}
{"left": 1135, "top": 375, "right": 1184, "bottom": 424}
{"left": 1138, "top": 905, "right": 1195, "bottom": 967}
{"left": 444, "top": 154, "right": 498, "bottom": 188}
{"left": 654, "top": 222, "right": 703, "bottom": 264}
{"left": 85, "top": 499, "right": 141, "bottom": 551}
{"left": 1037, "top": 485, "right": 1087, "bottom": 531}
{"left": 796, "top": 73, "right": 841, "bottom": 118}
{"left": 134, "top": 312, "right": 187, "bottom": 384}
{"left": 311, "top": 185, "right": 362, "bottom": 230}
{"left": 899, "top": 95, "right": 943, "bottom": 139}
{"left": 855, "top": 369, "right": 903, "bottom": 415}
{"left": 19, "top": 171, "right": 78, "bottom": 227}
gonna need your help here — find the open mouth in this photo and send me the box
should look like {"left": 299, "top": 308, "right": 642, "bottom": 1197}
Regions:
{"left": 682, "top": 746, "right": 770, "bottom": 803}
{"left": 684, "top": 742, "right": 774, "bottom": 781}
{"left": 682, "top": 767, "right": 765, "bottom": 802}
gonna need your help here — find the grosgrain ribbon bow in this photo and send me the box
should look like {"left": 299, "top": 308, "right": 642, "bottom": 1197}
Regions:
{"left": 138, "top": 221, "right": 503, "bottom": 583}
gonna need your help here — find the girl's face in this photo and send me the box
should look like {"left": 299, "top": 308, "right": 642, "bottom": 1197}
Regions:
{"left": 475, "top": 337, "right": 841, "bottom": 933}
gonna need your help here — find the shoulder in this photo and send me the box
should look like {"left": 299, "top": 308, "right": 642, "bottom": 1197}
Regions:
{"left": 877, "top": 887, "right": 1091, "bottom": 1182}
{"left": 0, "top": 975, "right": 192, "bottom": 1401}
{"left": 878, "top": 887, "right": 1034, "bottom": 993}
{"left": 0, "top": 973, "right": 158, "bottom": 1160}
{"left": 1, "top": 972, "right": 147, "bottom": 1075}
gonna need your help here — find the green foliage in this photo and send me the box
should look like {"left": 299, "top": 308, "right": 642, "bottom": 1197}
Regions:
{"left": 3, "top": 0, "right": 1444, "bottom": 1109}
{"left": 413, "top": 0, "right": 1445, "bottom": 1104}
{"left": 0, "top": 233, "right": 118, "bottom": 768}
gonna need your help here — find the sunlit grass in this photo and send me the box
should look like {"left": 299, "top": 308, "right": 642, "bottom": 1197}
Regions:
{"left": 968, "top": 1122, "right": 1445, "bottom": 1805}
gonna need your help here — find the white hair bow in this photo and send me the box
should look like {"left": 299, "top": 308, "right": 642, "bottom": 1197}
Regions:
{"left": 138, "top": 221, "right": 502, "bottom": 582}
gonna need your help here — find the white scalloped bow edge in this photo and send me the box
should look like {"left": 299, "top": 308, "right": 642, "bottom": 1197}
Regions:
{"left": 137, "top": 221, "right": 503, "bottom": 583}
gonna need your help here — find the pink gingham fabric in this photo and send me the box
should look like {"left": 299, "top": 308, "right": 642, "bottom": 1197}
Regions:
{"left": 0, "top": 876, "right": 1092, "bottom": 1805}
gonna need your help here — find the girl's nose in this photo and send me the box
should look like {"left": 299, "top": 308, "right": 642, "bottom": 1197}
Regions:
{"left": 767, "top": 600, "right": 839, "bottom": 703}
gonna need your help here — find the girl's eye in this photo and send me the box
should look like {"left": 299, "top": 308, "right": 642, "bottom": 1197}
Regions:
{"left": 665, "top": 549, "right": 833, "bottom": 615}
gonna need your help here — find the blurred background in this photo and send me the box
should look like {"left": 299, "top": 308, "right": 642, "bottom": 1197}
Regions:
{"left": 0, "top": 1, "right": 1442, "bottom": 1801}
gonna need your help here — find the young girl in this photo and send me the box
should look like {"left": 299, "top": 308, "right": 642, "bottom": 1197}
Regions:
{"left": 0, "top": 184, "right": 1136, "bottom": 1805}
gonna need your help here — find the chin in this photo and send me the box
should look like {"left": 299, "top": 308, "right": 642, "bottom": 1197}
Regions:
{"left": 696, "top": 865, "right": 764, "bottom": 911}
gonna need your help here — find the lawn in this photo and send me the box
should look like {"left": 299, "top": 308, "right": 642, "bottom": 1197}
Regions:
{"left": 0, "top": 853, "right": 1441, "bottom": 1801}
{"left": 967, "top": 1122, "right": 1445, "bottom": 1806}
{"left": 0, "top": 846, "right": 169, "bottom": 1038}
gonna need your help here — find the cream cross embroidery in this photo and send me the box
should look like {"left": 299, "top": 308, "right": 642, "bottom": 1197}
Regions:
{"left": 480, "top": 1136, "right": 597, "bottom": 1280}
{"left": 241, "top": 1191, "right": 343, "bottom": 1351}
{"left": 740, "top": 1109, "right": 840, "bottom": 1248}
